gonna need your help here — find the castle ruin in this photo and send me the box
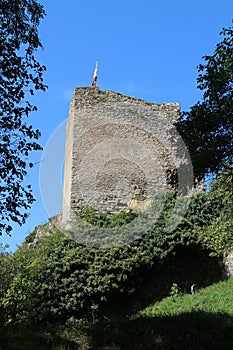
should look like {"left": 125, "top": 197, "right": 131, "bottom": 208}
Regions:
{"left": 62, "top": 87, "right": 191, "bottom": 225}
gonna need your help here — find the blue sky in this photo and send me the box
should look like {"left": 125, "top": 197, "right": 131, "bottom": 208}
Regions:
{"left": 1, "top": 0, "right": 233, "bottom": 251}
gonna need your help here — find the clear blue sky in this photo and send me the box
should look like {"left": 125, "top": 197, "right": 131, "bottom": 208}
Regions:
{"left": 1, "top": 0, "right": 233, "bottom": 251}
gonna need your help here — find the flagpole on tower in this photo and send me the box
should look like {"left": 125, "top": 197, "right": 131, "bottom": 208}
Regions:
{"left": 92, "top": 61, "right": 98, "bottom": 87}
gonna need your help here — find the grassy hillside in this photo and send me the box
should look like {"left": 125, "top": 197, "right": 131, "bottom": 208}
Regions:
{"left": 1, "top": 276, "right": 233, "bottom": 350}
{"left": 142, "top": 275, "right": 233, "bottom": 317}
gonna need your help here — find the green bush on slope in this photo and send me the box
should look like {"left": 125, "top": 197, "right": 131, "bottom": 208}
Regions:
{"left": 2, "top": 191, "right": 228, "bottom": 324}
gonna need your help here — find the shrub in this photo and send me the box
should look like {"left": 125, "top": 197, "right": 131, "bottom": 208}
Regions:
{"left": 1, "top": 191, "right": 226, "bottom": 324}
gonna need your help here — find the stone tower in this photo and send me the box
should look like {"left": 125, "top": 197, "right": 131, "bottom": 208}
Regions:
{"left": 62, "top": 87, "right": 188, "bottom": 225}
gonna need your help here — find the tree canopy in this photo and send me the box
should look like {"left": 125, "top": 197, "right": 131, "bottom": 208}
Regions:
{"left": 178, "top": 22, "right": 233, "bottom": 180}
{"left": 0, "top": 0, "right": 47, "bottom": 235}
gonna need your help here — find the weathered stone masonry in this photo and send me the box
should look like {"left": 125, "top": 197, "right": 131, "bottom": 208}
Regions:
{"left": 62, "top": 87, "right": 185, "bottom": 224}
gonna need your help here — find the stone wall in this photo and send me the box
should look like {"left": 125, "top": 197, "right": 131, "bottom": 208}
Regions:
{"left": 62, "top": 87, "right": 192, "bottom": 224}
{"left": 225, "top": 252, "right": 233, "bottom": 276}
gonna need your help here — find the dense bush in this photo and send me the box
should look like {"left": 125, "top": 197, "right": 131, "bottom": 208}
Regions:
{"left": 197, "top": 166, "right": 233, "bottom": 256}
{"left": 1, "top": 191, "right": 224, "bottom": 324}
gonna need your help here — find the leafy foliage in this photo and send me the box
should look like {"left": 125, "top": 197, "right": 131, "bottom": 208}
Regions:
{"left": 0, "top": 0, "right": 47, "bottom": 235}
{"left": 1, "top": 168, "right": 232, "bottom": 327}
{"left": 197, "top": 165, "right": 233, "bottom": 256}
{"left": 1, "top": 192, "right": 223, "bottom": 324}
{"left": 169, "top": 282, "right": 181, "bottom": 297}
{"left": 81, "top": 206, "right": 138, "bottom": 228}
{"left": 178, "top": 22, "right": 233, "bottom": 179}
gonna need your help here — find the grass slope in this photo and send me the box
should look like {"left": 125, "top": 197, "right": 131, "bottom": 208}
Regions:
{"left": 142, "top": 275, "right": 233, "bottom": 317}
{"left": 1, "top": 277, "right": 233, "bottom": 350}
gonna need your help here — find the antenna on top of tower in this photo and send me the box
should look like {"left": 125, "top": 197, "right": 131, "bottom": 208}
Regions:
{"left": 92, "top": 61, "right": 98, "bottom": 87}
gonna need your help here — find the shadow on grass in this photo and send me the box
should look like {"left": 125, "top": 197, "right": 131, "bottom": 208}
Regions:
{"left": 0, "top": 323, "right": 79, "bottom": 350}
{"left": 1, "top": 311, "right": 232, "bottom": 350}
{"left": 104, "top": 246, "right": 224, "bottom": 316}
{"left": 90, "top": 311, "right": 233, "bottom": 350}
